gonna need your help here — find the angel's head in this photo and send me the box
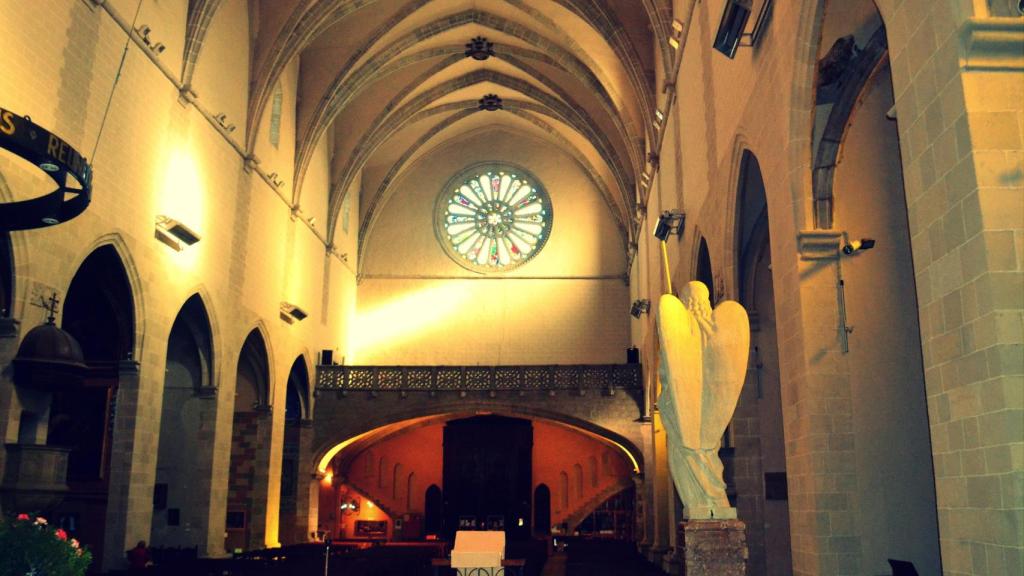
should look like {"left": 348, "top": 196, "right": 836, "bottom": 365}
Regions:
{"left": 681, "top": 281, "right": 712, "bottom": 320}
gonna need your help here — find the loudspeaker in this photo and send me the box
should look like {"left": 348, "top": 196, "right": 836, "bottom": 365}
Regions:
{"left": 626, "top": 347, "right": 640, "bottom": 364}
{"left": 320, "top": 349, "right": 333, "bottom": 365}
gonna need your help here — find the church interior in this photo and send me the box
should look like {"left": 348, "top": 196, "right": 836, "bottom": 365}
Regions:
{"left": 0, "top": 1, "right": 1021, "bottom": 575}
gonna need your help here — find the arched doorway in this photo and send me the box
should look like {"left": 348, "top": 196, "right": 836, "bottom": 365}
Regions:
{"left": 811, "top": 2, "right": 940, "bottom": 572}
{"left": 152, "top": 294, "right": 214, "bottom": 550}
{"left": 424, "top": 485, "right": 443, "bottom": 536}
{"left": 735, "top": 151, "right": 792, "bottom": 576}
{"left": 226, "top": 329, "right": 272, "bottom": 552}
{"left": 279, "top": 356, "right": 311, "bottom": 545}
{"left": 314, "top": 411, "right": 641, "bottom": 543}
{"left": 50, "top": 245, "right": 135, "bottom": 567}
{"left": 533, "top": 484, "right": 551, "bottom": 536}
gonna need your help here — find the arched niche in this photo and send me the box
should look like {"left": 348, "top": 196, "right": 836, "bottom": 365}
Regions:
{"left": 814, "top": 1, "right": 940, "bottom": 573}
{"left": 695, "top": 236, "right": 714, "bottom": 303}
{"left": 45, "top": 244, "right": 136, "bottom": 568}
{"left": 533, "top": 484, "right": 551, "bottom": 535}
{"left": 152, "top": 294, "right": 215, "bottom": 549}
{"left": 733, "top": 150, "right": 792, "bottom": 576}
{"left": 226, "top": 328, "right": 273, "bottom": 552}
{"left": 278, "top": 355, "right": 312, "bottom": 545}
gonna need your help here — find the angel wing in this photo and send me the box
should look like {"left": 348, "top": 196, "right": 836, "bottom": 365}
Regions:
{"left": 657, "top": 293, "right": 703, "bottom": 451}
{"left": 699, "top": 299, "right": 750, "bottom": 449}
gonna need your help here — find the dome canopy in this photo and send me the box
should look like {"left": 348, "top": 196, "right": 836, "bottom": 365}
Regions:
{"left": 13, "top": 320, "right": 87, "bottom": 389}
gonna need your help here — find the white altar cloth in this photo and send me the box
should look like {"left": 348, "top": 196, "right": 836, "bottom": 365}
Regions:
{"left": 451, "top": 530, "right": 505, "bottom": 569}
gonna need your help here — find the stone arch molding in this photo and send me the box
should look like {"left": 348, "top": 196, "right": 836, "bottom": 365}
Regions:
{"left": 236, "top": 321, "right": 276, "bottom": 409}
{"left": 64, "top": 233, "right": 147, "bottom": 362}
{"left": 311, "top": 403, "right": 645, "bottom": 478}
{"left": 173, "top": 286, "right": 223, "bottom": 394}
{"left": 812, "top": 25, "right": 889, "bottom": 230}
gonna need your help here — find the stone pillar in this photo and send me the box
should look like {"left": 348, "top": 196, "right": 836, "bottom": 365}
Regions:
{"left": 661, "top": 493, "right": 683, "bottom": 573}
{"left": 102, "top": 360, "right": 148, "bottom": 572}
{"left": 196, "top": 385, "right": 229, "bottom": 559}
{"left": 677, "top": 519, "right": 747, "bottom": 576}
{"left": 646, "top": 412, "right": 672, "bottom": 563}
{"left": 890, "top": 11, "right": 1024, "bottom": 573}
{"left": 292, "top": 421, "right": 315, "bottom": 543}
{"left": 248, "top": 407, "right": 272, "bottom": 549}
{"left": 0, "top": 317, "right": 21, "bottom": 492}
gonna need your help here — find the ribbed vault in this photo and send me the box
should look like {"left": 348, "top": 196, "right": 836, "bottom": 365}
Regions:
{"left": 184, "top": 0, "right": 662, "bottom": 273}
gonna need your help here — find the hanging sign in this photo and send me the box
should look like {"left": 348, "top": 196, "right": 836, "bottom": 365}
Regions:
{"left": 0, "top": 107, "right": 92, "bottom": 230}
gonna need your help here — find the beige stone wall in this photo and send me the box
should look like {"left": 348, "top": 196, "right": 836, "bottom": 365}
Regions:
{"left": 0, "top": 0, "right": 354, "bottom": 566}
{"left": 634, "top": 0, "right": 1022, "bottom": 575}
{"left": 356, "top": 128, "right": 630, "bottom": 365}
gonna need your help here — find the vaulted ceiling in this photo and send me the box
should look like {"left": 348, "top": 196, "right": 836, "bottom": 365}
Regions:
{"left": 191, "top": 0, "right": 670, "bottom": 257}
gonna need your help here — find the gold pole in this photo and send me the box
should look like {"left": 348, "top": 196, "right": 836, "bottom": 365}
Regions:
{"left": 660, "top": 240, "right": 672, "bottom": 295}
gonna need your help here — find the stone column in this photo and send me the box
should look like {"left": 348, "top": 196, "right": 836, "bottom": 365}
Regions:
{"left": 101, "top": 360, "right": 147, "bottom": 572}
{"left": 292, "top": 420, "right": 316, "bottom": 543}
{"left": 645, "top": 412, "right": 672, "bottom": 563}
{"left": 196, "top": 385, "right": 229, "bottom": 559}
{"left": 677, "top": 519, "right": 747, "bottom": 576}
{"left": 248, "top": 407, "right": 272, "bottom": 549}
{"left": 0, "top": 317, "right": 21, "bottom": 492}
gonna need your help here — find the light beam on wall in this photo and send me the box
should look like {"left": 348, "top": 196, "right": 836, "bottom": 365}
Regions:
{"left": 350, "top": 282, "right": 473, "bottom": 362}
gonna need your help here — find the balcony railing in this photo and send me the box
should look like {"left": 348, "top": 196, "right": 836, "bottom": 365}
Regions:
{"left": 316, "top": 364, "right": 642, "bottom": 393}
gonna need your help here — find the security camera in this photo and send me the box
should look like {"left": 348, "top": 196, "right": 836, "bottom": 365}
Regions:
{"left": 842, "top": 238, "right": 876, "bottom": 254}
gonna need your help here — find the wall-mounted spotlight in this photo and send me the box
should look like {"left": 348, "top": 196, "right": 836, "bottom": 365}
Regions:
{"left": 214, "top": 113, "right": 236, "bottom": 133}
{"left": 155, "top": 215, "right": 201, "bottom": 251}
{"left": 653, "top": 210, "right": 685, "bottom": 241}
{"left": 630, "top": 299, "right": 651, "bottom": 318}
{"left": 653, "top": 109, "right": 665, "bottom": 130}
{"left": 713, "top": 0, "right": 773, "bottom": 59}
{"left": 280, "top": 301, "right": 308, "bottom": 323}
{"left": 842, "top": 238, "right": 876, "bottom": 255}
{"left": 135, "top": 24, "right": 166, "bottom": 54}
{"left": 669, "top": 19, "right": 684, "bottom": 49}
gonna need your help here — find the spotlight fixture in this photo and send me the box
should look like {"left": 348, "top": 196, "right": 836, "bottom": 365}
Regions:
{"left": 669, "top": 19, "right": 684, "bottom": 49}
{"left": 653, "top": 210, "right": 685, "bottom": 241}
{"left": 280, "top": 301, "right": 308, "bottom": 323}
{"left": 713, "top": 0, "right": 773, "bottom": 59}
{"left": 464, "top": 36, "right": 495, "bottom": 61}
{"left": 339, "top": 498, "right": 360, "bottom": 515}
{"left": 155, "top": 215, "right": 201, "bottom": 251}
{"left": 630, "top": 299, "right": 651, "bottom": 318}
{"left": 214, "top": 113, "right": 236, "bottom": 133}
{"left": 151, "top": 43, "right": 166, "bottom": 54}
{"left": 478, "top": 94, "right": 503, "bottom": 111}
{"left": 842, "top": 238, "right": 876, "bottom": 255}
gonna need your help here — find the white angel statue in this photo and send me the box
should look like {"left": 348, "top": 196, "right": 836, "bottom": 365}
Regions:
{"left": 657, "top": 280, "right": 750, "bottom": 520}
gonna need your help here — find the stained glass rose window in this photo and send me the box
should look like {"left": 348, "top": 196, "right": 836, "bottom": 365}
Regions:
{"left": 436, "top": 167, "right": 551, "bottom": 272}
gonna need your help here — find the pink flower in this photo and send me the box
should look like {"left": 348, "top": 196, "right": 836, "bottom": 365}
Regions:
{"left": 16, "top": 513, "right": 29, "bottom": 521}
{"left": 55, "top": 528, "right": 68, "bottom": 541}
{"left": 34, "top": 517, "right": 47, "bottom": 526}
{"left": 70, "top": 538, "right": 80, "bottom": 549}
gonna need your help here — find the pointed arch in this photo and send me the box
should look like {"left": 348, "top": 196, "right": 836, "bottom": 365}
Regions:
{"left": 181, "top": 0, "right": 225, "bottom": 86}
{"left": 236, "top": 326, "right": 272, "bottom": 409}
{"left": 66, "top": 234, "right": 145, "bottom": 360}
